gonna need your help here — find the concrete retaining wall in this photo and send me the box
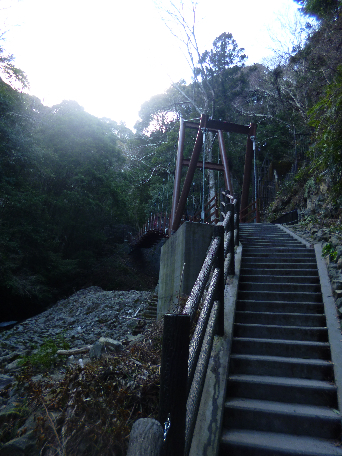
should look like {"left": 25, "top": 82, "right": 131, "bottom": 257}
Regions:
{"left": 157, "top": 222, "right": 215, "bottom": 318}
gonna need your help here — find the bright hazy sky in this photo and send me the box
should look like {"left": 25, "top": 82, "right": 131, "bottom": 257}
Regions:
{"left": 1, "top": 0, "right": 306, "bottom": 129}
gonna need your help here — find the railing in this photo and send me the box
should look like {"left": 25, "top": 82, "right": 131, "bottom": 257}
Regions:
{"left": 158, "top": 198, "right": 238, "bottom": 456}
{"left": 132, "top": 194, "right": 220, "bottom": 247}
{"left": 138, "top": 213, "right": 170, "bottom": 238}
{"left": 240, "top": 199, "right": 260, "bottom": 223}
{"left": 131, "top": 213, "right": 171, "bottom": 248}
{"left": 190, "top": 194, "right": 219, "bottom": 224}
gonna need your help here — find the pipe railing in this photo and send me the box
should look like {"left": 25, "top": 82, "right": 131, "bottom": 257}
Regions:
{"left": 158, "top": 198, "right": 238, "bottom": 456}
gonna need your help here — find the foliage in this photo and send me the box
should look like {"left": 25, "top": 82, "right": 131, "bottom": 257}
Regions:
{"left": 322, "top": 242, "right": 338, "bottom": 261}
{"left": 19, "top": 334, "right": 70, "bottom": 370}
{"left": 308, "top": 65, "right": 342, "bottom": 201}
{"left": 0, "top": 42, "right": 28, "bottom": 89}
{"left": 0, "top": 81, "right": 138, "bottom": 318}
{"left": 294, "top": 0, "right": 341, "bottom": 20}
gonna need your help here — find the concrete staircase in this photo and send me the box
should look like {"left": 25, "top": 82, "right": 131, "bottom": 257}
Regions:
{"left": 220, "top": 223, "right": 342, "bottom": 456}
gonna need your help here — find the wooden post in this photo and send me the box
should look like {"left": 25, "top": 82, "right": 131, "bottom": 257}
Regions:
{"left": 127, "top": 418, "right": 163, "bottom": 456}
{"left": 159, "top": 314, "right": 190, "bottom": 456}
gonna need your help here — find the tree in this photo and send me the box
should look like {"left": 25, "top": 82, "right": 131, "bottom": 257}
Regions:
{"left": 308, "top": 65, "right": 342, "bottom": 200}
{"left": 0, "top": 34, "right": 28, "bottom": 89}
{"left": 294, "top": 0, "right": 341, "bottom": 20}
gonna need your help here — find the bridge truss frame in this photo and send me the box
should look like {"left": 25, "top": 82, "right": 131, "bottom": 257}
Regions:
{"left": 170, "top": 114, "right": 257, "bottom": 232}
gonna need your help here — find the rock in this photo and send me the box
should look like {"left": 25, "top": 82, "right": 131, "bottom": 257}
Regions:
{"left": 330, "top": 236, "right": 340, "bottom": 248}
{"left": 89, "top": 342, "right": 104, "bottom": 360}
{"left": 327, "top": 264, "right": 339, "bottom": 280}
{"left": 336, "top": 246, "right": 342, "bottom": 260}
{"left": 337, "top": 258, "right": 342, "bottom": 269}
{"left": 332, "top": 280, "right": 342, "bottom": 292}
{"left": 316, "top": 229, "right": 329, "bottom": 242}
{"left": 0, "top": 409, "right": 22, "bottom": 426}
{"left": 98, "top": 337, "right": 123, "bottom": 352}
{"left": 124, "top": 334, "right": 144, "bottom": 344}
{"left": 336, "top": 297, "right": 342, "bottom": 310}
{"left": 0, "top": 375, "right": 14, "bottom": 391}
{"left": 0, "top": 430, "right": 39, "bottom": 456}
{"left": 4, "top": 360, "right": 21, "bottom": 373}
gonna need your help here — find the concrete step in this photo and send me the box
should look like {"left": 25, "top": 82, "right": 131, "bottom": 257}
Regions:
{"left": 241, "top": 243, "right": 308, "bottom": 249}
{"left": 242, "top": 256, "right": 317, "bottom": 264}
{"left": 234, "top": 311, "right": 326, "bottom": 327}
{"left": 239, "top": 282, "right": 322, "bottom": 293}
{"left": 232, "top": 337, "right": 331, "bottom": 360}
{"left": 223, "top": 398, "right": 341, "bottom": 439}
{"left": 233, "top": 323, "right": 328, "bottom": 342}
{"left": 240, "top": 236, "right": 304, "bottom": 242}
{"left": 240, "top": 262, "right": 318, "bottom": 270}
{"left": 220, "top": 429, "right": 342, "bottom": 455}
{"left": 229, "top": 354, "right": 334, "bottom": 381}
{"left": 227, "top": 374, "right": 337, "bottom": 407}
{"left": 236, "top": 300, "right": 324, "bottom": 314}
{"left": 242, "top": 249, "right": 312, "bottom": 256}
{"left": 220, "top": 223, "right": 342, "bottom": 454}
{"left": 240, "top": 268, "right": 319, "bottom": 277}
{"left": 239, "top": 234, "right": 302, "bottom": 240}
{"left": 139, "top": 297, "right": 157, "bottom": 320}
{"left": 237, "top": 290, "right": 322, "bottom": 303}
{"left": 242, "top": 252, "right": 316, "bottom": 259}
{"left": 239, "top": 274, "right": 320, "bottom": 284}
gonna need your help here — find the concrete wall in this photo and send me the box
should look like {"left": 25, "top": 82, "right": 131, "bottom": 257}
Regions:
{"left": 157, "top": 222, "right": 215, "bottom": 318}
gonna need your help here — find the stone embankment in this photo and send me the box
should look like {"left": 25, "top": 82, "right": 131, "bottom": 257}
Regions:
{"left": 0, "top": 287, "right": 156, "bottom": 455}
{"left": 287, "top": 223, "right": 342, "bottom": 312}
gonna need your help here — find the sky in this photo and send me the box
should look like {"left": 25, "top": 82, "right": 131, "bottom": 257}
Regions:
{"left": 1, "top": 0, "right": 308, "bottom": 130}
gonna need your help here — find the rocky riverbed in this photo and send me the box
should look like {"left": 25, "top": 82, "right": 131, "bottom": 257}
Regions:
{"left": 1, "top": 287, "right": 154, "bottom": 359}
{"left": 0, "top": 287, "right": 159, "bottom": 456}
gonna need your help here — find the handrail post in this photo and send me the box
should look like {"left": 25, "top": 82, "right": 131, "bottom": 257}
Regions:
{"left": 214, "top": 225, "right": 225, "bottom": 336}
{"left": 159, "top": 314, "right": 190, "bottom": 456}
